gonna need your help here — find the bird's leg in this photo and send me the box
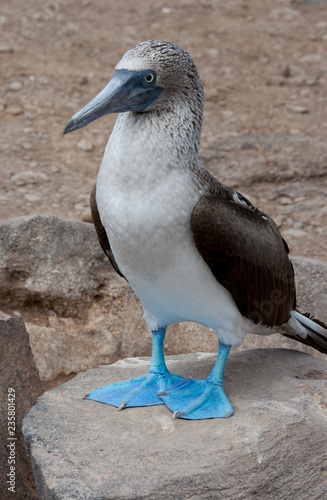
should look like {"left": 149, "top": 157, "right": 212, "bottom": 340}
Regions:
{"left": 158, "top": 341, "right": 234, "bottom": 420}
{"left": 86, "top": 328, "right": 185, "bottom": 409}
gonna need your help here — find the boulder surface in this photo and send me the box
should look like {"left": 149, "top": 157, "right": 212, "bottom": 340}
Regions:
{"left": 0, "top": 317, "right": 43, "bottom": 499}
{"left": 23, "top": 349, "right": 327, "bottom": 500}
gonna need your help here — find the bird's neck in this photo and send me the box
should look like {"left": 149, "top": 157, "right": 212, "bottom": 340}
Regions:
{"left": 100, "top": 101, "right": 203, "bottom": 191}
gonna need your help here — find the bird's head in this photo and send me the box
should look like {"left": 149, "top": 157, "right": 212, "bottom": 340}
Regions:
{"left": 63, "top": 40, "right": 204, "bottom": 134}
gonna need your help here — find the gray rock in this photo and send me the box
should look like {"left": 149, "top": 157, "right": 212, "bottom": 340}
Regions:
{"left": 299, "top": 53, "right": 323, "bottom": 63}
{"left": 0, "top": 317, "right": 43, "bottom": 499}
{"left": 0, "top": 215, "right": 326, "bottom": 382}
{"left": 286, "top": 105, "right": 309, "bottom": 114}
{"left": 0, "top": 45, "right": 14, "bottom": 53}
{"left": 8, "top": 81, "right": 22, "bottom": 91}
{"left": 77, "top": 139, "right": 94, "bottom": 151}
{"left": 0, "top": 215, "right": 111, "bottom": 317}
{"left": 23, "top": 349, "right": 327, "bottom": 500}
{"left": 9, "top": 171, "right": 49, "bottom": 186}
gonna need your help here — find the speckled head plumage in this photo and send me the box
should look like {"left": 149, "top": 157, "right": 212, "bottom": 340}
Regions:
{"left": 116, "top": 40, "right": 205, "bottom": 116}
{"left": 63, "top": 40, "right": 205, "bottom": 136}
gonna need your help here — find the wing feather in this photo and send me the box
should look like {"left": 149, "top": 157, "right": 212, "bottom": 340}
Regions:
{"left": 191, "top": 195, "right": 295, "bottom": 327}
{"left": 90, "top": 184, "right": 127, "bottom": 281}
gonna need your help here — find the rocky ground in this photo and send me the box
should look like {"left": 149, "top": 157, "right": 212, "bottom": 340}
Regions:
{"left": 1, "top": 0, "right": 327, "bottom": 260}
{"left": 22, "top": 350, "right": 327, "bottom": 499}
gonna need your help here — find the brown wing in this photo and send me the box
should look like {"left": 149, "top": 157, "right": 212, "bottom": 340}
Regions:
{"left": 191, "top": 195, "right": 296, "bottom": 327}
{"left": 90, "top": 184, "right": 127, "bottom": 281}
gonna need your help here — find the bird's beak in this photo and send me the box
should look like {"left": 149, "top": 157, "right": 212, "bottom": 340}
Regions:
{"left": 63, "top": 69, "right": 163, "bottom": 134}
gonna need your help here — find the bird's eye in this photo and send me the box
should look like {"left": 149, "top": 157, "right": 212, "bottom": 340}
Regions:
{"left": 145, "top": 72, "right": 155, "bottom": 83}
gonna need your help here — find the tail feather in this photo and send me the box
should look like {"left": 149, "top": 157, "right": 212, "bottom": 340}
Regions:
{"left": 282, "top": 310, "right": 327, "bottom": 354}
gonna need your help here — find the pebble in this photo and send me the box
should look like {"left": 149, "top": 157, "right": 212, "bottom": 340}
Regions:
{"left": 288, "top": 76, "right": 306, "bottom": 86}
{"left": 6, "top": 106, "right": 23, "bottom": 116}
{"left": 21, "top": 142, "right": 34, "bottom": 151}
{"left": 10, "top": 171, "right": 49, "bottom": 186}
{"left": 315, "top": 22, "right": 327, "bottom": 29}
{"left": 286, "top": 105, "right": 308, "bottom": 114}
{"left": 280, "top": 196, "right": 293, "bottom": 205}
{"left": 79, "top": 75, "right": 88, "bottom": 85}
{"left": 0, "top": 45, "right": 14, "bottom": 53}
{"left": 282, "top": 228, "right": 307, "bottom": 239}
{"left": 294, "top": 196, "right": 306, "bottom": 203}
{"left": 273, "top": 215, "right": 284, "bottom": 228}
{"left": 221, "top": 110, "right": 234, "bottom": 119}
{"left": 77, "top": 139, "right": 94, "bottom": 152}
{"left": 293, "top": 221, "right": 304, "bottom": 229}
{"left": 299, "top": 53, "right": 323, "bottom": 64}
{"left": 81, "top": 211, "right": 93, "bottom": 223}
{"left": 49, "top": 164, "right": 61, "bottom": 174}
{"left": 24, "top": 193, "right": 41, "bottom": 203}
{"left": 74, "top": 203, "right": 88, "bottom": 211}
{"left": 8, "top": 81, "right": 22, "bottom": 91}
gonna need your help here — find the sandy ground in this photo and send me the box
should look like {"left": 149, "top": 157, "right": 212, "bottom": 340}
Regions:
{"left": 1, "top": 0, "right": 327, "bottom": 260}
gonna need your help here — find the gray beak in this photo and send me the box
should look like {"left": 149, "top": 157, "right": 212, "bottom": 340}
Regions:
{"left": 63, "top": 69, "right": 163, "bottom": 134}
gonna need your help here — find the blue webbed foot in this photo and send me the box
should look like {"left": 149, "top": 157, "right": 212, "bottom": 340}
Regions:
{"left": 158, "top": 378, "right": 234, "bottom": 419}
{"left": 86, "top": 371, "right": 185, "bottom": 409}
{"left": 159, "top": 341, "right": 234, "bottom": 420}
{"left": 86, "top": 327, "right": 185, "bottom": 410}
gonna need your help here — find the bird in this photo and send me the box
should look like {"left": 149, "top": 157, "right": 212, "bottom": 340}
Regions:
{"left": 63, "top": 40, "right": 327, "bottom": 420}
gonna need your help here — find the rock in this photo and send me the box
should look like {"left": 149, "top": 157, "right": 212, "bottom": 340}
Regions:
{"left": 293, "top": 221, "right": 304, "bottom": 229}
{"left": 0, "top": 317, "right": 43, "bottom": 499}
{"left": 8, "top": 81, "right": 22, "bottom": 91}
{"left": 0, "top": 215, "right": 109, "bottom": 317}
{"left": 9, "top": 171, "right": 49, "bottom": 186}
{"left": 316, "top": 21, "right": 327, "bottom": 29}
{"left": 0, "top": 215, "right": 327, "bottom": 382}
{"left": 279, "top": 195, "right": 293, "bottom": 205}
{"left": 292, "top": 257, "right": 327, "bottom": 329}
{"left": 162, "top": 7, "right": 173, "bottom": 14}
{"left": 0, "top": 45, "right": 14, "bottom": 53}
{"left": 24, "top": 194, "right": 41, "bottom": 203}
{"left": 81, "top": 210, "right": 93, "bottom": 222}
{"left": 282, "top": 228, "right": 307, "bottom": 239}
{"left": 23, "top": 349, "right": 327, "bottom": 500}
{"left": 6, "top": 106, "right": 23, "bottom": 116}
{"left": 286, "top": 105, "right": 309, "bottom": 114}
{"left": 77, "top": 139, "right": 94, "bottom": 151}
{"left": 299, "top": 53, "right": 323, "bottom": 64}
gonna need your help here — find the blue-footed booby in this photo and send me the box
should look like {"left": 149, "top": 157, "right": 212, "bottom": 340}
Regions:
{"left": 63, "top": 40, "right": 327, "bottom": 420}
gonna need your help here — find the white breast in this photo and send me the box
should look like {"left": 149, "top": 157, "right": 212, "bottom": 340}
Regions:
{"left": 96, "top": 113, "right": 250, "bottom": 346}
